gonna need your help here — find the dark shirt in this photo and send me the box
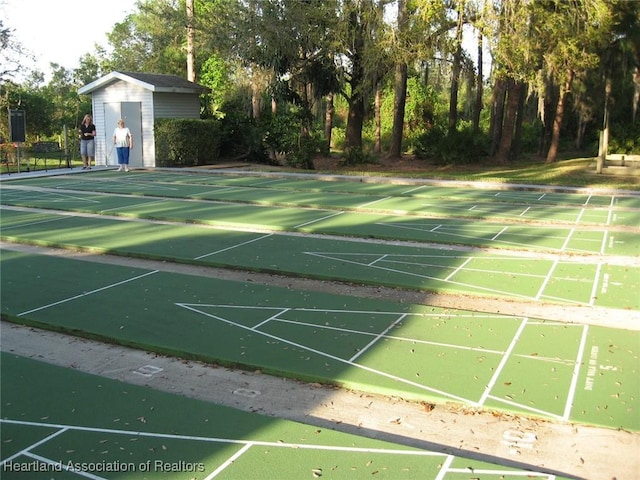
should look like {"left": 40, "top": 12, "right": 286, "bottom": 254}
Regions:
{"left": 80, "top": 123, "right": 96, "bottom": 140}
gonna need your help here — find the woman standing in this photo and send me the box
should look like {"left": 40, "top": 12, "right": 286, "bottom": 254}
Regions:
{"left": 79, "top": 114, "right": 96, "bottom": 169}
{"left": 112, "top": 119, "right": 133, "bottom": 172}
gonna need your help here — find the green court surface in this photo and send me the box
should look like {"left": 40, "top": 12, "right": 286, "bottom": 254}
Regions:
{"left": 1, "top": 170, "right": 639, "bottom": 444}
{"left": 2, "top": 249, "right": 637, "bottom": 431}
{"left": 3, "top": 188, "right": 639, "bottom": 255}
{"left": 1, "top": 353, "right": 576, "bottom": 480}
{"left": 3, "top": 171, "right": 640, "bottom": 228}
{"left": 1, "top": 207, "right": 638, "bottom": 309}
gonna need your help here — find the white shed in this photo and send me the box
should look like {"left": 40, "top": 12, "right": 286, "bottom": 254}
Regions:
{"left": 78, "top": 71, "right": 209, "bottom": 168}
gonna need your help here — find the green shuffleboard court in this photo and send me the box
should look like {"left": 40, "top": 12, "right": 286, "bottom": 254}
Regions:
{"left": 1, "top": 207, "right": 638, "bottom": 309}
{"left": 1, "top": 353, "right": 577, "bottom": 480}
{"left": 2, "top": 169, "right": 639, "bottom": 479}
{"left": 2, "top": 249, "right": 637, "bottom": 431}
{"left": 3, "top": 170, "right": 640, "bottom": 229}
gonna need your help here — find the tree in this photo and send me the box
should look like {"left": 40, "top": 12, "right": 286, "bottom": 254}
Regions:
{"left": 0, "top": 19, "right": 33, "bottom": 82}
{"left": 333, "top": 0, "right": 385, "bottom": 153}
{"left": 448, "top": 0, "right": 466, "bottom": 134}
{"left": 387, "top": 0, "right": 408, "bottom": 159}
{"left": 186, "top": 0, "right": 195, "bottom": 81}
{"left": 488, "top": 0, "right": 535, "bottom": 164}
{"left": 530, "top": 0, "right": 612, "bottom": 163}
{"left": 107, "top": 0, "right": 187, "bottom": 76}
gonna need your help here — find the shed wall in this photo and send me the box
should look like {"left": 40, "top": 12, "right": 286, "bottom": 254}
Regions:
{"left": 92, "top": 81, "right": 156, "bottom": 167}
{"left": 153, "top": 93, "right": 201, "bottom": 119}
{"left": 85, "top": 76, "right": 204, "bottom": 168}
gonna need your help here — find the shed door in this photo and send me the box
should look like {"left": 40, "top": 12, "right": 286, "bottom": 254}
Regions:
{"left": 104, "top": 102, "right": 143, "bottom": 167}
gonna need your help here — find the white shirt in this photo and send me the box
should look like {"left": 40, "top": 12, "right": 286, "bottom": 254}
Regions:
{"left": 113, "top": 127, "right": 132, "bottom": 147}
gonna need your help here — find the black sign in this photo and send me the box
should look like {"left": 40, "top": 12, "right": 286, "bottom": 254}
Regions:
{"left": 9, "top": 109, "right": 26, "bottom": 143}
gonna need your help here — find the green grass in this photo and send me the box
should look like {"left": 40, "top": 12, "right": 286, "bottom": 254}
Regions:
{"left": 5, "top": 152, "right": 639, "bottom": 192}
{"left": 1, "top": 156, "right": 83, "bottom": 174}
{"left": 248, "top": 156, "right": 640, "bottom": 191}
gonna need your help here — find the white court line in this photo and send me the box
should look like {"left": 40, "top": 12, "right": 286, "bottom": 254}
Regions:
{"left": 606, "top": 204, "right": 614, "bottom": 225}
{"left": 250, "top": 178, "right": 288, "bottom": 186}
{"left": 600, "top": 230, "right": 608, "bottom": 255}
{"left": 539, "top": 294, "right": 590, "bottom": 306}
{"left": 560, "top": 228, "right": 575, "bottom": 251}
{"left": 486, "top": 394, "right": 564, "bottom": 421}
{"left": 0, "top": 419, "right": 445, "bottom": 456}
{"left": 444, "top": 257, "right": 472, "bottom": 281}
{"left": 589, "top": 263, "right": 603, "bottom": 307}
{"left": 294, "top": 210, "right": 344, "bottom": 228}
{"left": 563, "top": 325, "right": 589, "bottom": 421}
{"left": 434, "top": 454, "right": 455, "bottom": 480}
{"left": 2, "top": 187, "right": 101, "bottom": 204}
{"left": 478, "top": 318, "right": 528, "bottom": 406}
{"left": 349, "top": 313, "right": 407, "bottom": 362}
{"left": 23, "top": 452, "right": 107, "bottom": 480}
{"left": 0, "top": 215, "right": 70, "bottom": 230}
{"left": 177, "top": 303, "right": 475, "bottom": 404}
{"left": 538, "top": 193, "right": 546, "bottom": 201}
{"left": 190, "top": 186, "right": 242, "bottom": 197}
{"left": 205, "top": 443, "right": 253, "bottom": 480}
{"left": 193, "top": 233, "right": 273, "bottom": 260}
{"left": 99, "top": 198, "right": 168, "bottom": 213}
{"left": 519, "top": 206, "right": 531, "bottom": 216}
{"left": 0, "top": 426, "right": 68, "bottom": 466}
{"left": 368, "top": 254, "right": 388, "bottom": 266}
{"left": 381, "top": 222, "right": 595, "bottom": 253}
{"left": 575, "top": 208, "right": 586, "bottom": 224}
{"left": 381, "top": 258, "right": 546, "bottom": 280}
{"left": 358, "top": 196, "right": 392, "bottom": 208}
{"left": 402, "top": 185, "right": 426, "bottom": 194}
{"left": 272, "top": 316, "right": 504, "bottom": 355}
{"left": 448, "top": 467, "right": 554, "bottom": 478}
{"left": 18, "top": 270, "right": 159, "bottom": 316}
{"left": 252, "top": 308, "right": 289, "bottom": 330}
{"left": 305, "top": 252, "right": 541, "bottom": 301}
{"left": 491, "top": 226, "right": 508, "bottom": 241}
{"left": 584, "top": 194, "right": 593, "bottom": 206}
{"left": 535, "top": 259, "right": 559, "bottom": 301}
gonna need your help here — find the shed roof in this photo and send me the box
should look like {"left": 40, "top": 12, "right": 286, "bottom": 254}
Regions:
{"left": 78, "top": 71, "right": 210, "bottom": 95}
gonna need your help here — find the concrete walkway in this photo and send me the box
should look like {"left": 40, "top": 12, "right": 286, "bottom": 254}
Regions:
{"left": 2, "top": 322, "right": 638, "bottom": 480}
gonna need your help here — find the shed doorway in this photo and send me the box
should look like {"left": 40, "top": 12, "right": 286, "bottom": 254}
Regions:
{"left": 104, "top": 102, "right": 143, "bottom": 167}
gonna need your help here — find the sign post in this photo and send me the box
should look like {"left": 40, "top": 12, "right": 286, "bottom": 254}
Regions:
{"left": 9, "top": 109, "right": 27, "bottom": 172}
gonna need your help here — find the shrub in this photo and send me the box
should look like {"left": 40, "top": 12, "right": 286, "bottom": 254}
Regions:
{"left": 155, "top": 118, "right": 222, "bottom": 167}
{"left": 413, "top": 125, "right": 489, "bottom": 164}
{"left": 609, "top": 121, "right": 640, "bottom": 154}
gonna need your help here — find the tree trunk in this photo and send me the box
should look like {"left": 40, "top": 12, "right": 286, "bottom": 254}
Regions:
{"left": 448, "top": 0, "right": 465, "bottom": 134}
{"left": 597, "top": 76, "right": 612, "bottom": 173}
{"left": 546, "top": 68, "right": 575, "bottom": 163}
{"left": 346, "top": 96, "right": 364, "bottom": 151}
{"left": 387, "top": 0, "right": 408, "bottom": 159}
{"left": 388, "top": 62, "right": 407, "bottom": 158}
{"left": 511, "top": 81, "right": 526, "bottom": 161}
{"left": 345, "top": 7, "right": 366, "bottom": 151}
{"left": 576, "top": 115, "right": 587, "bottom": 150}
{"left": 472, "top": 29, "right": 483, "bottom": 133}
{"left": 495, "top": 78, "right": 522, "bottom": 164}
{"left": 374, "top": 85, "right": 382, "bottom": 153}
{"left": 324, "top": 92, "right": 334, "bottom": 152}
{"left": 633, "top": 66, "right": 640, "bottom": 123}
{"left": 186, "top": 0, "right": 195, "bottom": 82}
{"left": 489, "top": 77, "right": 507, "bottom": 156}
